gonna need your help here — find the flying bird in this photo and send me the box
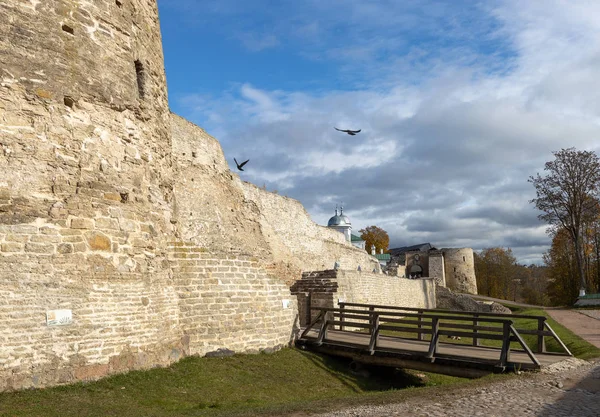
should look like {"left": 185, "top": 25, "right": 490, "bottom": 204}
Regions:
{"left": 234, "top": 158, "right": 249, "bottom": 171}
{"left": 334, "top": 127, "right": 361, "bottom": 135}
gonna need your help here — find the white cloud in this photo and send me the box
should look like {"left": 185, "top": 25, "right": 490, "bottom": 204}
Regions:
{"left": 173, "top": 0, "right": 600, "bottom": 263}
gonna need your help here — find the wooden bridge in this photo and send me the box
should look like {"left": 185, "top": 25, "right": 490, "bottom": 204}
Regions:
{"left": 296, "top": 302, "right": 573, "bottom": 378}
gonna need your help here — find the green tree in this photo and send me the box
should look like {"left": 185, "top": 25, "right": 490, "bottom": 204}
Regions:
{"left": 359, "top": 226, "right": 389, "bottom": 255}
{"left": 529, "top": 148, "right": 600, "bottom": 295}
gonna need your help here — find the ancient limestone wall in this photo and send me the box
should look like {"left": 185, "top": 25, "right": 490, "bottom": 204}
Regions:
{"left": 291, "top": 270, "right": 436, "bottom": 325}
{"left": 170, "top": 114, "right": 381, "bottom": 277}
{"left": 335, "top": 270, "right": 436, "bottom": 310}
{"left": 169, "top": 242, "right": 298, "bottom": 356}
{"left": 241, "top": 182, "right": 381, "bottom": 273}
{"left": 443, "top": 248, "right": 478, "bottom": 294}
{"left": 0, "top": 0, "right": 298, "bottom": 392}
{"left": 0, "top": 0, "right": 181, "bottom": 391}
{"left": 1, "top": 0, "right": 422, "bottom": 392}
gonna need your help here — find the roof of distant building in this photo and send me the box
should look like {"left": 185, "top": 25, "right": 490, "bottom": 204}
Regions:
{"left": 351, "top": 234, "right": 364, "bottom": 242}
{"left": 375, "top": 253, "right": 391, "bottom": 261}
{"left": 388, "top": 243, "right": 435, "bottom": 256}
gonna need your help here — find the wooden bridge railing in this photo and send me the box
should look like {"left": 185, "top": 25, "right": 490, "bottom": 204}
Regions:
{"left": 338, "top": 302, "right": 572, "bottom": 356}
{"left": 301, "top": 304, "right": 571, "bottom": 370}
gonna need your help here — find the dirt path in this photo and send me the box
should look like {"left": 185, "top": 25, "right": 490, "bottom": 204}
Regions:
{"left": 546, "top": 309, "right": 600, "bottom": 349}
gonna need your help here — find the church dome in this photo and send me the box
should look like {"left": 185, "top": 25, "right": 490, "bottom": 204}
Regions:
{"left": 327, "top": 207, "right": 351, "bottom": 227}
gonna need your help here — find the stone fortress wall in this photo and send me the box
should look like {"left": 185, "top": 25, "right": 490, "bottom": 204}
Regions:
{"left": 0, "top": 0, "right": 452, "bottom": 392}
{"left": 0, "top": 0, "right": 297, "bottom": 392}
{"left": 292, "top": 270, "right": 436, "bottom": 326}
{"left": 0, "top": 0, "right": 183, "bottom": 391}
{"left": 170, "top": 115, "right": 380, "bottom": 279}
{"left": 240, "top": 181, "right": 381, "bottom": 275}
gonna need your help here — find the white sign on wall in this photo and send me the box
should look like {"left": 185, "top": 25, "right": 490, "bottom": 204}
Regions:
{"left": 46, "top": 309, "right": 72, "bottom": 326}
{"left": 281, "top": 299, "right": 291, "bottom": 309}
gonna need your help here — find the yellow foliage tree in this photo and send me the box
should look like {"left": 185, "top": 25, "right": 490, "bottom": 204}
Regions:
{"left": 359, "top": 226, "right": 389, "bottom": 254}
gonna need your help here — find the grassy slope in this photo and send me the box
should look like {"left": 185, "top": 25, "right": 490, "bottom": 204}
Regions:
{"left": 0, "top": 349, "right": 465, "bottom": 417}
{"left": 1, "top": 306, "right": 597, "bottom": 417}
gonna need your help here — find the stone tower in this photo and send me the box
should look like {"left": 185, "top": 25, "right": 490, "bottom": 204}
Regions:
{"left": 442, "top": 248, "right": 478, "bottom": 294}
{"left": 0, "top": 0, "right": 179, "bottom": 390}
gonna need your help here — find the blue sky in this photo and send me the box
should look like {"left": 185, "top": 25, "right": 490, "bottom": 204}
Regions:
{"left": 157, "top": 0, "right": 600, "bottom": 264}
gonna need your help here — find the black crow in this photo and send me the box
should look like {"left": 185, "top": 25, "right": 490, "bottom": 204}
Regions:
{"left": 334, "top": 127, "right": 361, "bottom": 135}
{"left": 234, "top": 158, "right": 249, "bottom": 171}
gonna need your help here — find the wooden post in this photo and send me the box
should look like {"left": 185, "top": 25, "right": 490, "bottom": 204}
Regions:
{"left": 417, "top": 309, "right": 424, "bottom": 341}
{"left": 499, "top": 321, "right": 511, "bottom": 367}
{"left": 510, "top": 324, "right": 540, "bottom": 367}
{"left": 426, "top": 317, "right": 439, "bottom": 359}
{"left": 472, "top": 313, "right": 480, "bottom": 347}
{"left": 306, "top": 292, "right": 312, "bottom": 326}
{"left": 537, "top": 318, "right": 546, "bottom": 353}
{"left": 368, "top": 313, "right": 380, "bottom": 354}
{"left": 339, "top": 302, "right": 345, "bottom": 331}
{"left": 316, "top": 311, "right": 330, "bottom": 346}
{"left": 369, "top": 306, "right": 375, "bottom": 335}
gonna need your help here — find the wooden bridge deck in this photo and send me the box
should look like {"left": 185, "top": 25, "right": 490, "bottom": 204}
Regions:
{"left": 296, "top": 303, "right": 573, "bottom": 378}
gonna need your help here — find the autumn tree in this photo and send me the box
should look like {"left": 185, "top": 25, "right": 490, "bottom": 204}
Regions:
{"left": 519, "top": 264, "right": 550, "bottom": 306}
{"left": 474, "top": 247, "right": 518, "bottom": 299}
{"left": 544, "top": 228, "right": 580, "bottom": 305}
{"left": 529, "top": 148, "right": 600, "bottom": 295}
{"left": 359, "top": 225, "right": 389, "bottom": 254}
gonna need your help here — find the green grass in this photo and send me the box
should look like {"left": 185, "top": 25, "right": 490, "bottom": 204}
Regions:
{"left": 0, "top": 348, "right": 467, "bottom": 417}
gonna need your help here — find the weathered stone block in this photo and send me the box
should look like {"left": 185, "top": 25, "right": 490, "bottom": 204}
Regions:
{"left": 119, "top": 219, "right": 139, "bottom": 232}
{"left": 70, "top": 218, "right": 94, "bottom": 229}
{"left": 73, "top": 242, "right": 87, "bottom": 253}
{"left": 25, "top": 243, "right": 54, "bottom": 253}
{"left": 5, "top": 234, "right": 29, "bottom": 243}
{"left": 103, "top": 193, "right": 121, "bottom": 202}
{"left": 57, "top": 243, "right": 74, "bottom": 254}
{"left": 1, "top": 242, "right": 23, "bottom": 252}
{"left": 10, "top": 225, "right": 38, "bottom": 234}
{"left": 30, "top": 235, "right": 61, "bottom": 244}
{"left": 62, "top": 235, "right": 84, "bottom": 243}
{"left": 95, "top": 217, "right": 119, "bottom": 230}
{"left": 85, "top": 231, "right": 111, "bottom": 251}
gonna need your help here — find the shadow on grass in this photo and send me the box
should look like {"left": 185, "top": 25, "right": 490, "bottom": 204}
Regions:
{"left": 296, "top": 349, "right": 427, "bottom": 392}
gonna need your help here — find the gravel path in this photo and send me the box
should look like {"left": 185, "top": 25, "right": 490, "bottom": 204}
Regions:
{"left": 310, "top": 359, "right": 600, "bottom": 417}
{"left": 577, "top": 309, "right": 600, "bottom": 320}
{"left": 546, "top": 309, "right": 600, "bottom": 348}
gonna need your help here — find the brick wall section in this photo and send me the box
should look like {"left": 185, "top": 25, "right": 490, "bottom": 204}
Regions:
{"left": 292, "top": 270, "right": 436, "bottom": 326}
{"left": 0, "top": 222, "right": 184, "bottom": 391}
{"left": 169, "top": 242, "right": 298, "bottom": 356}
